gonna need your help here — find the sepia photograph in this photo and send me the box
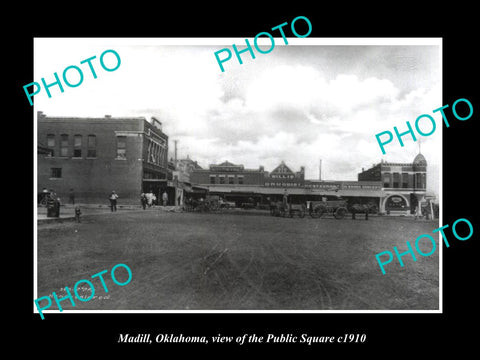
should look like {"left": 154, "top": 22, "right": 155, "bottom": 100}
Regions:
{"left": 34, "top": 37, "right": 442, "bottom": 315}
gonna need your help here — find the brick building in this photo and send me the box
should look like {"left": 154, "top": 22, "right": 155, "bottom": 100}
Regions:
{"left": 356, "top": 153, "right": 428, "bottom": 215}
{"left": 264, "top": 161, "right": 305, "bottom": 188}
{"left": 189, "top": 161, "right": 266, "bottom": 204}
{"left": 191, "top": 161, "right": 266, "bottom": 186}
{"left": 37, "top": 112, "right": 170, "bottom": 205}
{"left": 188, "top": 155, "right": 430, "bottom": 215}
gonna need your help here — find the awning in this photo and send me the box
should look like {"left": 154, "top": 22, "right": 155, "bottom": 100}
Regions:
{"left": 187, "top": 185, "right": 209, "bottom": 194}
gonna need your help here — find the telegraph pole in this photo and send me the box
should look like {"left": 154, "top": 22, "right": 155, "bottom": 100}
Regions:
{"left": 174, "top": 140, "right": 178, "bottom": 169}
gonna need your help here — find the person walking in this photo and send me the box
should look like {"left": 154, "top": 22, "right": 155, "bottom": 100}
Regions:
{"left": 75, "top": 206, "right": 82, "bottom": 222}
{"left": 109, "top": 191, "right": 119, "bottom": 212}
{"left": 140, "top": 193, "right": 147, "bottom": 210}
{"left": 414, "top": 204, "right": 422, "bottom": 220}
{"left": 146, "top": 191, "right": 153, "bottom": 208}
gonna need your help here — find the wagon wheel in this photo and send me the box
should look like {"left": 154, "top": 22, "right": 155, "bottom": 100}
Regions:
{"left": 334, "top": 207, "right": 347, "bottom": 219}
{"left": 310, "top": 206, "right": 325, "bottom": 218}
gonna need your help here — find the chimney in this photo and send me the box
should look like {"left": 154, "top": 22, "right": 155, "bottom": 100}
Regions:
{"left": 319, "top": 159, "right": 322, "bottom": 181}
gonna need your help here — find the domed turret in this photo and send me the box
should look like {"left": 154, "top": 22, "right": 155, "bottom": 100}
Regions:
{"left": 413, "top": 153, "right": 427, "bottom": 166}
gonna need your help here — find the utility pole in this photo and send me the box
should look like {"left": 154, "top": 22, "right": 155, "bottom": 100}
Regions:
{"left": 319, "top": 159, "right": 322, "bottom": 181}
{"left": 174, "top": 140, "right": 178, "bottom": 169}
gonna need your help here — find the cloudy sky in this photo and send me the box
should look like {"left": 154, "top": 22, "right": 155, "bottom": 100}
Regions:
{"left": 34, "top": 38, "right": 441, "bottom": 195}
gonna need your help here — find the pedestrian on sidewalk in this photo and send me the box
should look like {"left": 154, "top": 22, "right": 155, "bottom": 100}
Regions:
{"left": 75, "top": 206, "right": 82, "bottom": 222}
{"left": 109, "top": 191, "right": 119, "bottom": 212}
{"left": 140, "top": 193, "right": 147, "bottom": 210}
{"left": 162, "top": 190, "right": 168, "bottom": 206}
{"left": 146, "top": 191, "right": 153, "bottom": 207}
{"left": 414, "top": 205, "right": 422, "bottom": 220}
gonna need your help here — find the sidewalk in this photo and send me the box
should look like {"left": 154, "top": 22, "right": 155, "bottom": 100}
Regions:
{"left": 36, "top": 203, "right": 183, "bottom": 223}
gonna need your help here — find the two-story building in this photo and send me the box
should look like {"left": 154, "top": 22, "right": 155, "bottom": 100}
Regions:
{"left": 37, "top": 112, "right": 170, "bottom": 205}
{"left": 357, "top": 153, "right": 428, "bottom": 215}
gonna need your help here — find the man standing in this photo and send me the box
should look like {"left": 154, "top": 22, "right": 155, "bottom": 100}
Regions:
{"left": 162, "top": 190, "right": 168, "bottom": 206}
{"left": 109, "top": 191, "right": 119, "bottom": 212}
{"left": 140, "top": 193, "right": 147, "bottom": 210}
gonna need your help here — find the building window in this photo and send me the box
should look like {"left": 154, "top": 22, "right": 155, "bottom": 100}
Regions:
{"left": 402, "top": 173, "right": 409, "bottom": 188}
{"left": 116, "top": 136, "right": 127, "bottom": 159}
{"left": 219, "top": 176, "right": 225, "bottom": 184}
{"left": 228, "top": 176, "right": 234, "bottom": 184}
{"left": 238, "top": 176, "right": 244, "bottom": 185}
{"left": 383, "top": 173, "right": 391, "bottom": 188}
{"left": 73, "top": 135, "right": 82, "bottom": 158}
{"left": 393, "top": 173, "right": 400, "bottom": 188}
{"left": 51, "top": 168, "right": 62, "bottom": 178}
{"left": 415, "top": 173, "right": 426, "bottom": 189}
{"left": 60, "top": 134, "right": 69, "bottom": 157}
{"left": 210, "top": 175, "right": 216, "bottom": 184}
{"left": 47, "top": 134, "right": 55, "bottom": 156}
{"left": 87, "top": 135, "right": 97, "bottom": 157}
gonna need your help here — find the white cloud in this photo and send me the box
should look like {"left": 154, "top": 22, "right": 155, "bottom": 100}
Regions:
{"left": 34, "top": 40, "right": 441, "bottom": 196}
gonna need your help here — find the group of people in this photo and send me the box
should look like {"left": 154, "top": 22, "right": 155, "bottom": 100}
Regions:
{"left": 39, "top": 188, "right": 62, "bottom": 217}
{"left": 140, "top": 190, "right": 169, "bottom": 210}
{"left": 109, "top": 190, "right": 171, "bottom": 211}
{"left": 140, "top": 191, "right": 156, "bottom": 209}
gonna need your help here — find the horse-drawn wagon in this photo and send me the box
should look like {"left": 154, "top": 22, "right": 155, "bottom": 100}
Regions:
{"left": 270, "top": 201, "right": 306, "bottom": 218}
{"left": 184, "top": 195, "right": 235, "bottom": 212}
{"left": 308, "top": 198, "right": 348, "bottom": 219}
